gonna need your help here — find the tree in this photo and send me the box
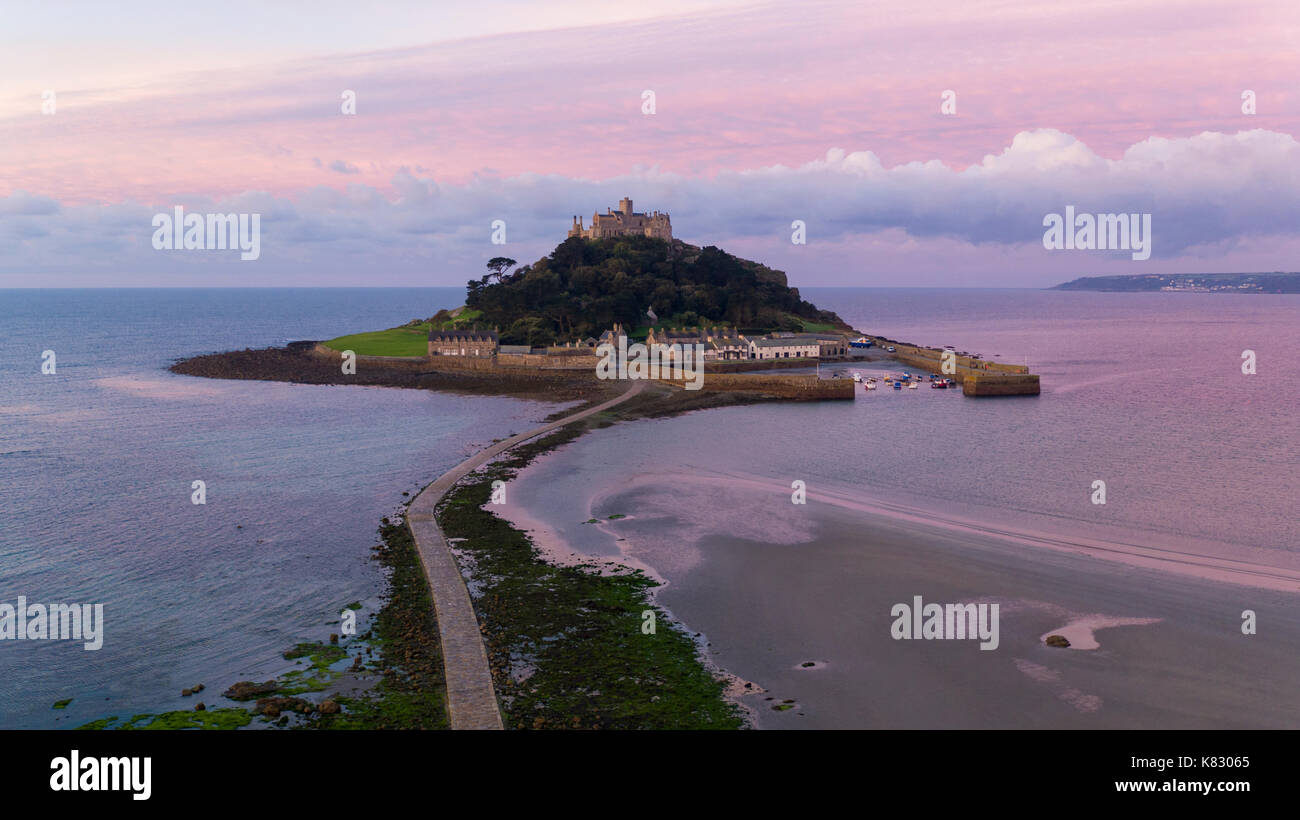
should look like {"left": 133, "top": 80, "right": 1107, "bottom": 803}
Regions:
{"left": 486, "top": 256, "right": 517, "bottom": 283}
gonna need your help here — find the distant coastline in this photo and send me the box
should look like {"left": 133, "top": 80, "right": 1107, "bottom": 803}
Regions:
{"left": 1052, "top": 272, "right": 1300, "bottom": 293}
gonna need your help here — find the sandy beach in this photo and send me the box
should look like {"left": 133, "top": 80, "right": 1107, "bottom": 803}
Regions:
{"left": 498, "top": 427, "right": 1300, "bottom": 730}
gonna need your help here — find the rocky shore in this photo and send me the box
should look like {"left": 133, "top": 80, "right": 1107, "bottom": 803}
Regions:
{"left": 170, "top": 341, "right": 611, "bottom": 403}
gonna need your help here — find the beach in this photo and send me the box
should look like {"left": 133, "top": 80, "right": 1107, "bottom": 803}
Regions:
{"left": 497, "top": 423, "right": 1300, "bottom": 730}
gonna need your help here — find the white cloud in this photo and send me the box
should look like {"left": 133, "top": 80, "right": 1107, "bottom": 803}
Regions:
{"left": 3, "top": 128, "right": 1298, "bottom": 284}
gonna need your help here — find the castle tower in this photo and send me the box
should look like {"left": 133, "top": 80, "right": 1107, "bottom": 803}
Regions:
{"left": 619, "top": 197, "right": 633, "bottom": 216}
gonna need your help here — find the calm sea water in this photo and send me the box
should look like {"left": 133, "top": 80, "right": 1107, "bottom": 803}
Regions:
{"left": 0, "top": 288, "right": 562, "bottom": 729}
{"left": 508, "top": 288, "right": 1299, "bottom": 570}
{"left": 2, "top": 287, "right": 1295, "bottom": 729}
{"left": 808, "top": 287, "right": 1299, "bottom": 559}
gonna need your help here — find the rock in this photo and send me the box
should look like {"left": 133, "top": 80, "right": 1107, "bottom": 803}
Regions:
{"left": 319, "top": 700, "right": 341, "bottom": 714}
{"left": 255, "top": 695, "right": 312, "bottom": 717}
{"left": 223, "top": 680, "right": 280, "bottom": 700}
{"left": 193, "top": 684, "right": 204, "bottom": 693}
{"left": 181, "top": 688, "right": 192, "bottom": 697}
{"left": 1045, "top": 634, "right": 1071, "bottom": 648}
{"left": 194, "top": 702, "right": 205, "bottom": 711}
{"left": 330, "top": 633, "right": 338, "bottom": 644}
{"left": 801, "top": 662, "right": 815, "bottom": 668}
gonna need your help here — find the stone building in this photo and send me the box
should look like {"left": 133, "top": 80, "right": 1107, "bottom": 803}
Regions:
{"left": 428, "top": 328, "right": 499, "bottom": 357}
{"left": 646, "top": 326, "right": 749, "bottom": 361}
{"left": 598, "top": 323, "right": 629, "bottom": 348}
{"left": 568, "top": 198, "right": 672, "bottom": 241}
{"left": 748, "top": 337, "right": 820, "bottom": 360}
{"left": 793, "top": 333, "right": 849, "bottom": 358}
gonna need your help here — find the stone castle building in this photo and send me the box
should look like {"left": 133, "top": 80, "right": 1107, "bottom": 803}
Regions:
{"left": 568, "top": 198, "right": 672, "bottom": 241}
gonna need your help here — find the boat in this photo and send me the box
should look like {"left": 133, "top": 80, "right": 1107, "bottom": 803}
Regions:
{"left": 852, "top": 372, "right": 862, "bottom": 382}
{"left": 864, "top": 382, "right": 876, "bottom": 390}
{"left": 892, "top": 381, "right": 902, "bottom": 390}
{"left": 930, "top": 380, "right": 946, "bottom": 389}
{"left": 908, "top": 381, "right": 919, "bottom": 389}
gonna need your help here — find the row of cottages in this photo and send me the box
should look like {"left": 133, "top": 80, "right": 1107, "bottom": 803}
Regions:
{"left": 772, "top": 332, "right": 849, "bottom": 358}
{"left": 428, "top": 328, "right": 499, "bottom": 357}
{"left": 427, "top": 322, "right": 847, "bottom": 361}
{"left": 749, "top": 337, "right": 819, "bottom": 359}
{"left": 645, "top": 326, "right": 749, "bottom": 361}
{"left": 645, "top": 326, "right": 847, "bottom": 361}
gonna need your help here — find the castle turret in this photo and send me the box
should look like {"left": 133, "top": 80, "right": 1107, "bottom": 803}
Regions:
{"left": 619, "top": 197, "right": 633, "bottom": 216}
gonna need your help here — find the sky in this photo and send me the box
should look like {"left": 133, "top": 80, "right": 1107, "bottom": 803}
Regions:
{"left": 2, "top": 0, "right": 1299, "bottom": 287}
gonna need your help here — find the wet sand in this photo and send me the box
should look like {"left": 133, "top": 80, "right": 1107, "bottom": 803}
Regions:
{"left": 498, "top": 445, "right": 1300, "bottom": 729}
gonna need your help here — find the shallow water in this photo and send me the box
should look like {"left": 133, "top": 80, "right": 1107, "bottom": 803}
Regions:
{"left": 0, "top": 288, "right": 561, "bottom": 729}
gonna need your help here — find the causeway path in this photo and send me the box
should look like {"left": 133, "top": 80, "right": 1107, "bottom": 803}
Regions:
{"left": 406, "top": 381, "right": 645, "bottom": 729}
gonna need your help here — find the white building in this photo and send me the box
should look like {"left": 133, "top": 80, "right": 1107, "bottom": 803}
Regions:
{"left": 749, "top": 337, "right": 819, "bottom": 360}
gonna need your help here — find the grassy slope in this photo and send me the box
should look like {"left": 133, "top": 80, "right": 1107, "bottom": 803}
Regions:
{"left": 322, "top": 308, "right": 491, "bottom": 357}
{"left": 322, "top": 323, "right": 431, "bottom": 357}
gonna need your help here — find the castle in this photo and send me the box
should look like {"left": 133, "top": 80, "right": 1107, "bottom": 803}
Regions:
{"left": 568, "top": 198, "right": 672, "bottom": 241}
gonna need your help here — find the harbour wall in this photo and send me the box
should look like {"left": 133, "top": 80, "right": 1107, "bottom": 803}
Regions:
{"left": 881, "top": 342, "right": 1039, "bottom": 396}
{"left": 961, "top": 373, "right": 1041, "bottom": 397}
{"left": 655, "top": 372, "right": 855, "bottom": 400}
{"left": 309, "top": 344, "right": 852, "bottom": 398}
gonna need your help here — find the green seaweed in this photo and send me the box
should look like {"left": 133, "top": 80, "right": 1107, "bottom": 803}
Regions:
{"left": 121, "top": 706, "right": 253, "bottom": 732}
{"left": 437, "top": 426, "right": 742, "bottom": 730}
{"left": 74, "top": 716, "right": 119, "bottom": 730}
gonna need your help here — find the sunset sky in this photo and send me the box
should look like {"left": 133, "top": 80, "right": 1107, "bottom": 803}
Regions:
{"left": 2, "top": 0, "right": 1298, "bottom": 286}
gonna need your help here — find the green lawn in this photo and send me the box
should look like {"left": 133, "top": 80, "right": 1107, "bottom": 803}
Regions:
{"left": 322, "top": 323, "right": 431, "bottom": 357}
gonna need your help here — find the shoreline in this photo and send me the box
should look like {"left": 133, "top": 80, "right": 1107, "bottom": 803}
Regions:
{"left": 163, "top": 343, "right": 811, "bottom": 728}
{"left": 495, "top": 414, "right": 1300, "bottom": 728}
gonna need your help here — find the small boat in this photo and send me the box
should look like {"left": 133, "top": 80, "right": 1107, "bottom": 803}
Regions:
{"left": 930, "top": 380, "right": 946, "bottom": 389}
{"left": 852, "top": 372, "right": 862, "bottom": 383}
{"left": 864, "top": 381, "right": 876, "bottom": 390}
{"left": 892, "top": 381, "right": 902, "bottom": 390}
{"left": 908, "top": 381, "right": 919, "bottom": 389}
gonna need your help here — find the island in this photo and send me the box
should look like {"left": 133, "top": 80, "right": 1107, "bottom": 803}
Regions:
{"left": 164, "top": 199, "right": 1040, "bottom": 731}
{"left": 1052, "top": 272, "right": 1300, "bottom": 293}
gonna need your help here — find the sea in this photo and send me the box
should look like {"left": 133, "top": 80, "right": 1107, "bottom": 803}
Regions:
{"left": 1, "top": 287, "right": 1296, "bottom": 728}
{"left": 0, "top": 288, "right": 557, "bottom": 729}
